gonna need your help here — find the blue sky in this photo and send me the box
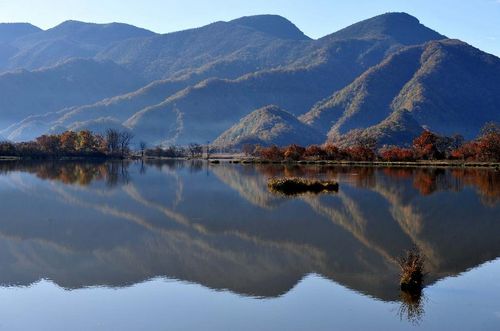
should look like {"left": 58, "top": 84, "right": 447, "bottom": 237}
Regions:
{"left": 0, "top": 0, "right": 499, "bottom": 56}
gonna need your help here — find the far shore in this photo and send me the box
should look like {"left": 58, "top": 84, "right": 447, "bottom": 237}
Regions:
{"left": 1, "top": 155, "right": 499, "bottom": 169}
{"left": 206, "top": 158, "right": 500, "bottom": 169}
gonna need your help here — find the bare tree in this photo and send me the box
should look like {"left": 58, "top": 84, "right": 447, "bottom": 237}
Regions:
{"left": 139, "top": 141, "right": 147, "bottom": 158}
{"left": 105, "top": 129, "right": 120, "bottom": 155}
{"left": 118, "top": 131, "right": 134, "bottom": 158}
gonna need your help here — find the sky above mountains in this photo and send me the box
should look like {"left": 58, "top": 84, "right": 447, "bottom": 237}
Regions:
{"left": 0, "top": 0, "right": 498, "bottom": 57}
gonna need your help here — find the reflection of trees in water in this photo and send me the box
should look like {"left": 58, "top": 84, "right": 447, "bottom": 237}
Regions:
{"left": 4, "top": 161, "right": 496, "bottom": 204}
{"left": 0, "top": 160, "right": 131, "bottom": 187}
{"left": 105, "top": 162, "right": 130, "bottom": 187}
{"left": 379, "top": 167, "right": 499, "bottom": 205}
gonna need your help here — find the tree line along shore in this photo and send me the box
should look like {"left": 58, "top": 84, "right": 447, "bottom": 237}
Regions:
{"left": 1, "top": 124, "right": 499, "bottom": 167}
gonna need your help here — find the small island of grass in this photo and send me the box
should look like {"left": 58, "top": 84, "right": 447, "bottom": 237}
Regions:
{"left": 268, "top": 177, "right": 339, "bottom": 196}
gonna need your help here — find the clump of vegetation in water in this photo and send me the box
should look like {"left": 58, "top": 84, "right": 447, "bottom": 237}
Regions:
{"left": 398, "top": 288, "right": 425, "bottom": 324}
{"left": 398, "top": 249, "right": 425, "bottom": 291}
{"left": 267, "top": 177, "right": 339, "bottom": 196}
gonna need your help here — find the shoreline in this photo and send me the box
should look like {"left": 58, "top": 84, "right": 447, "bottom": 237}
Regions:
{"left": 211, "top": 158, "right": 500, "bottom": 169}
{"left": 1, "top": 156, "right": 499, "bottom": 169}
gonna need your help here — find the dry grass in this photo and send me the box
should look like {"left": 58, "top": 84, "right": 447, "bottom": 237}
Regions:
{"left": 398, "top": 288, "right": 425, "bottom": 324}
{"left": 267, "top": 177, "right": 339, "bottom": 196}
{"left": 398, "top": 249, "right": 425, "bottom": 291}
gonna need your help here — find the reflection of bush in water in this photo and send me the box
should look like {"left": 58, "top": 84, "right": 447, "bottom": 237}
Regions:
{"left": 398, "top": 288, "right": 425, "bottom": 325}
{"left": 397, "top": 249, "right": 425, "bottom": 324}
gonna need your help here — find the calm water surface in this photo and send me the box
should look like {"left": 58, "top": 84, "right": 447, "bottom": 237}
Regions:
{"left": 0, "top": 160, "right": 498, "bottom": 330}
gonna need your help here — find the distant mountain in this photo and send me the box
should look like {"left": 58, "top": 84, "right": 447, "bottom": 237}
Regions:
{"left": 229, "top": 15, "right": 310, "bottom": 41}
{"left": 0, "top": 23, "right": 41, "bottom": 44}
{"left": 0, "top": 59, "right": 143, "bottom": 131}
{"left": 0, "top": 21, "right": 155, "bottom": 72}
{"left": 302, "top": 39, "right": 500, "bottom": 144}
{"left": 1, "top": 12, "right": 497, "bottom": 147}
{"left": 119, "top": 13, "right": 445, "bottom": 145}
{"left": 326, "top": 12, "right": 445, "bottom": 45}
{"left": 213, "top": 105, "right": 323, "bottom": 147}
{"left": 96, "top": 15, "right": 312, "bottom": 81}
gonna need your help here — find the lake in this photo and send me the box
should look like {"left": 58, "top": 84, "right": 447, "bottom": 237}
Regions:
{"left": 0, "top": 160, "right": 498, "bottom": 330}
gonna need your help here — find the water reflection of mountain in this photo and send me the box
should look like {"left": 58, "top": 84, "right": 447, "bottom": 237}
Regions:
{"left": 0, "top": 161, "right": 498, "bottom": 302}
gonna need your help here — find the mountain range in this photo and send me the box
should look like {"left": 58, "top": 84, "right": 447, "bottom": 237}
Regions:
{"left": 0, "top": 13, "right": 498, "bottom": 147}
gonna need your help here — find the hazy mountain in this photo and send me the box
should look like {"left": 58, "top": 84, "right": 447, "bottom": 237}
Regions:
{"left": 213, "top": 105, "right": 323, "bottom": 147}
{"left": 120, "top": 13, "right": 445, "bottom": 145}
{"left": 0, "top": 23, "right": 41, "bottom": 44}
{"left": 302, "top": 39, "right": 500, "bottom": 144}
{"left": 96, "top": 15, "right": 312, "bottom": 81}
{"left": 2, "top": 12, "right": 496, "bottom": 147}
{"left": 0, "top": 21, "right": 155, "bottom": 72}
{"left": 0, "top": 58, "right": 144, "bottom": 129}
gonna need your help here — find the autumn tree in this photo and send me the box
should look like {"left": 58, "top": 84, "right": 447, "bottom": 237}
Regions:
{"left": 379, "top": 146, "right": 415, "bottom": 162}
{"left": 257, "top": 145, "right": 284, "bottom": 161}
{"left": 476, "top": 122, "right": 500, "bottom": 161}
{"left": 324, "top": 144, "right": 341, "bottom": 160}
{"left": 36, "top": 135, "right": 61, "bottom": 155}
{"left": 304, "top": 145, "right": 326, "bottom": 160}
{"left": 412, "top": 130, "right": 442, "bottom": 160}
{"left": 283, "top": 144, "right": 305, "bottom": 161}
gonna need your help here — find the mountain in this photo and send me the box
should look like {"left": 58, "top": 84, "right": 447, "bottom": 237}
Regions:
{"left": 229, "top": 15, "right": 310, "bottom": 40}
{"left": 119, "top": 13, "right": 445, "bottom": 145}
{"left": 2, "top": 12, "right": 497, "bottom": 147}
{"left": 334, "top": 109, "right": 425, "bottom": 147}
{"left": 326, "top": 12, "right": 445, "bottom": 45}
{"left": 302, "top": 39, "right": 500, "bottom": 144}
{"left": 0, "top": 21, "right": 155, "bottom": 72}
{"left": 213, "top": 105, "right": 323, "bottom": 147}
{"left": 96, "top": 15, "right": 312, "bottom": 81}
{"left": 0, "top": 23, "right": 41, "bottom": 44}
{"left": 0, "top": 59, "right": 144, "bottom": 130}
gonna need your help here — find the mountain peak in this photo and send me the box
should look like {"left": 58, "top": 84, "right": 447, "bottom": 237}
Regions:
{"left": 326, "top": 12, "right": 446, "bottom": 45}
{"left": 230, "top": 15, "right": 310, "bottom": 40}
{"left": 213, "top": 105, "right": 322, "bottom": 147}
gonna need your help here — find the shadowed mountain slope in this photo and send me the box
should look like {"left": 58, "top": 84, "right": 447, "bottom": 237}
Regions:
{"left": 301, "top": 39, "right": 500, "bottom": 144}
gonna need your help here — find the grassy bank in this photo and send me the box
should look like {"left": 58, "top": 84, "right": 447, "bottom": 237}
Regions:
{"left": 220, "top": 158, "right": 500, "bottom": 169}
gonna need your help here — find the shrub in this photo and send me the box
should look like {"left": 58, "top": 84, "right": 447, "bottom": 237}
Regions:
{"left": 398, "top": 249, "right": 425, "bottom": 291}
{"left": 379, "top": 146, "right": 415, "bottom": 162}
{"left": 268, "top": 177, "right": 339, "bottom": 196}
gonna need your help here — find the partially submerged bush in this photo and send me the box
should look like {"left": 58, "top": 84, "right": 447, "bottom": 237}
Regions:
{"left": 398, "top": 288, "right": 425, "bottom": 324}
{"left": 268, "top": 177, "right": 339, "bottom": 196}
{"left": 398, "top": 249, "right": 425, "bottom": 291}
